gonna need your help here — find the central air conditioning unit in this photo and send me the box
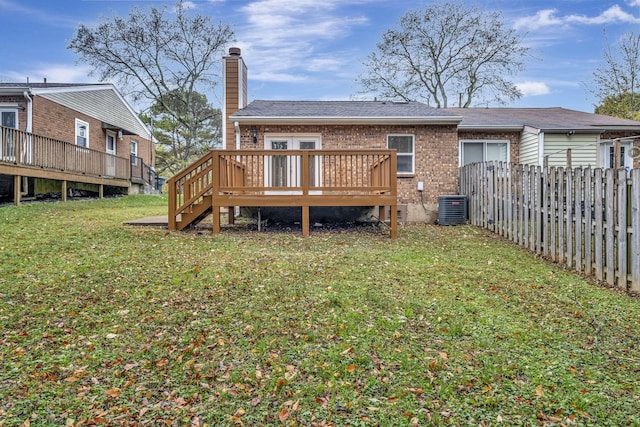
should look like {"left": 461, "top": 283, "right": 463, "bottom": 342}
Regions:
{"left": 438, "top": 195, "right": 467, "bottom": 226}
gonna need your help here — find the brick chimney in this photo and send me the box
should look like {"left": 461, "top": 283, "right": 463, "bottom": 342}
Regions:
{"left": 223, "top": 47, "right": 247, "bottom": 150}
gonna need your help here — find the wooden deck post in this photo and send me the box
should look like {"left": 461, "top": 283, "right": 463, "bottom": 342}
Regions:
{"left": 228, "top": 207, "right": 235, "bottom": 224}
{"left": 99, "top": 184, "right": 104, "bottom": 199}
{"left": 389, "top": 151, "right": 398, "bottom": 239}
{"left": 212, "top": 151, "right": 221, "bottom": 234}
{"left": 62, "top": 180, "right": 67, "bottom": 202}
{"left": 390, "top": 205, "right": 398, "bottom": 239}
{"left": 213, "top": 205, "right": 221, "bottom": 233}
{"left": 302, "top": 206, "right": 310, "bottom": 236}
{"left": 13, "top": 175, "right": 21, "bottom": 206}
{"left": 378, "top": 206, "right": 386, "bottom": 222}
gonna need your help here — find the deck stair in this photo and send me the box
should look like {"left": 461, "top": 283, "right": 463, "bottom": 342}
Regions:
{"left": 168, "top": 149, "right": 398, "bottom": 237}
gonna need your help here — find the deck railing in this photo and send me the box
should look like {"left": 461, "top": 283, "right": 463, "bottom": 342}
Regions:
{"left": 1, "top": 125, "right": 130, "bottom": 180}
{"left": 168, "top": 149, "right": 398, "bottom": 236}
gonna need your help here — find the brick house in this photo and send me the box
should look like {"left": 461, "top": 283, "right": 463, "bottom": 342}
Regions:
{"left": 222, "top": 48, "right": 640, "bottom": 223}
{"left": 0, "top": 82, "right": 155, "bottom": 203}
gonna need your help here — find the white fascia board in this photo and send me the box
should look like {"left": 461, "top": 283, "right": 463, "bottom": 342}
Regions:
{"left": 233, "top": 116, "right": 463, "bottom": 125}
{"left": 29, "top": 84, "right": 115, "bottom": 95}
{"left": 539, "top": 127, "right": 604, "bottom": 133}
{"left": 458, "top": 125, "right": 524, "bottom": 131}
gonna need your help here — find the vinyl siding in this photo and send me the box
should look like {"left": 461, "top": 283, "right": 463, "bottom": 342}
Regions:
{"left": 543, "top": 133, "right": 598, "bottom": 167}
{"left": 519, "top": 129, "right": 539, "bottom": 165}
{"left": 37, "top": 89, "right": 151, "bottom": 139}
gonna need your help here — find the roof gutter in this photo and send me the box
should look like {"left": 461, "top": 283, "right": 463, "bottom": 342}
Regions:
{"left": 232, "top": 116, "right": 463, "bottom": 125}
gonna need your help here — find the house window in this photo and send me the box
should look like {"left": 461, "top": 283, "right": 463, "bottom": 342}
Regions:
{"left": 75, "top": 119, "right": 89, "bottom": 147}
{"left": 387, "top": 134, "right": 414, "bottom": 174}
{"left": 130, "top": 140, "right": 138, "bottom": 165}
{"left": 460, "top": 140, "right": 509, "bottom": 166}
{"left": 1, "top": 108, "right": 18, "bottom": 129}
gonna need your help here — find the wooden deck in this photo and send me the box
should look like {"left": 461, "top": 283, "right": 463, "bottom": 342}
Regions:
{"left": 1, "top": 126, "right": 131, "bottom": 204}
{"left": 168, "top": 149, "right": 398, "bottom": 237}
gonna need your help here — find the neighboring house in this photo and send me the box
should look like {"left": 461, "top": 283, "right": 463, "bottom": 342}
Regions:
{"left": 0, "top": 82, "right": 155, "bottom": 204}
{"left": 194, "top": 48, "right": 640, "bottom": 225}
{"left": 447, "top": 107, "right": 640, "bottom": 170}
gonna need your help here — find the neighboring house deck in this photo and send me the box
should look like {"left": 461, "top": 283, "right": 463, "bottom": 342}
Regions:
{"left": 0, "top": 82, "right": 156, "bottom": 204}
{"left": 167, "top": 149, "right": 398, "bottom": 237}
{"left": 1, "top": 126, "right": 158, "bottom": 204}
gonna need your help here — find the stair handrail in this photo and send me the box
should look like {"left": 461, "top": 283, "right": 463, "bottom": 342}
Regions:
{"left": 167, "top": 150, "right": 216, "bottom": 231}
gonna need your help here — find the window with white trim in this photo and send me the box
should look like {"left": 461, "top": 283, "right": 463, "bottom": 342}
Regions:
{"left": 387, "top": 134, "right": 414, "bottom": 174}
{"left": 460, "top": 140, "right": 509, "bottom": 166}
{"left": 600, "top": 140, "right": 634, "bottom": 169}
{"left": 75, "top": 119, "right": 89, "bottom": 147}
{"left": 130, "top": 140, "right": 138, "bottom": 165}
{"left": 1, "top": 107, "right": 18, "bottom": 129}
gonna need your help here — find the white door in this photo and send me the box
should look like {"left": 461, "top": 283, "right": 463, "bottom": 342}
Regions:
{"left": 264, "top": 134, "right": 322, "bottom": 192}
{"left": 105, "top": 131, "right": 117, "bottom": 176}
{"left": 600, "top": 141, "right": 633, "bottom": 169}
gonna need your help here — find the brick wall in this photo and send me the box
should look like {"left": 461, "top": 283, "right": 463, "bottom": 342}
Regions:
{"left": 30, "top": 96, "right": 153, "bottom": 168}
{"left": 237, "top": 123, "right": 460, "bottom": 220}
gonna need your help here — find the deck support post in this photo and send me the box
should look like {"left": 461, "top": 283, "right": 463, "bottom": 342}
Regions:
{"left": 228, "top": 206, "right": 235, "bottom": 224}
{"left": 99, "top": 184, "right": 104, "bottom": 199}
{"left": 378, "top": 206, "right": 387, "bottom": 222}
{"left": 302, "top": 206, "right": 310, "bottom": 237}
{"left": 213, "top": 205, "right": 221, "bottom": 233}
{"left": 61, "top": 180, "right": 67, "bottom": 202}
{"left": 390, "top": 205, "right": 398, "bottom": 239}
{"left": 13, "top": 175, "right": 21, "bottom": 206}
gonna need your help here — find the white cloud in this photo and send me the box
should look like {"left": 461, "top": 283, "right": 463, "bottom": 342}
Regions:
{"left": 515, "top": 5, "right": 640, "bottom": 31}
{"left": 3, "top": 64, "right": 94, "bottom": 84}
{"left": 238, "top": 0, "right": 370, "bottom": 84}
{"left": 516, "top": 81, "right": 551, "bottom": 97}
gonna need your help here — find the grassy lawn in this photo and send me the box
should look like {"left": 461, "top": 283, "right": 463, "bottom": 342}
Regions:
{"left": 1, "top": 195, "right": 639, "bottom": 426}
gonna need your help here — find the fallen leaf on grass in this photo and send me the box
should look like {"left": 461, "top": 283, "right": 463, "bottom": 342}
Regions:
{"left": 535, "top": 385, "right": 545, "bottom": 397}
{"left": 106, "top": 388, "right": 120, "bottom": 398}
{"left": 278, "top": 408, "right": 290, "bottom": 422}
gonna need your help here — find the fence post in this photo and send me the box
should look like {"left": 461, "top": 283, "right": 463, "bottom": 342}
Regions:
{"left": 617, "top": 169, "right": 628, "bottom": 291}
{"left": 631, "top": 168, "right": 640, "bottom": 293}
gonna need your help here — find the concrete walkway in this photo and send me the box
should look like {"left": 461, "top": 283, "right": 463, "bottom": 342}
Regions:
{"left": 123, "top": 216, "right": 169, "bottom": 227}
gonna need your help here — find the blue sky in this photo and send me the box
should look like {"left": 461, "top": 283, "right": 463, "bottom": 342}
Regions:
{"left": 2, "top": 0, "right": 640, "bottom": 113}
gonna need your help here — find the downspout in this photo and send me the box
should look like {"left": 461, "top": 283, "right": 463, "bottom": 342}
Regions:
{"left": 23, "top": 91, "right": 32, "bottom": 132}
{"left": 21, "top": 91, "right": 33, "bottom": 196}
{"left": 234, "top": 121, "right": 240, "bottom": 149}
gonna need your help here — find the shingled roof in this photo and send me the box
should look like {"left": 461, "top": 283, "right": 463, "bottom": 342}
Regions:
{"left": 231, "top": 100, "right": 462, "bottom": 125}
{"left": 445, "top": 107, "right": 640, "bottom": 132}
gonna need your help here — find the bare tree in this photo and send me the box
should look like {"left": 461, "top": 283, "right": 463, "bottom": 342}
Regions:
{"left": 592, "top": 31, "right": 640, "bottom": 119}
{"left": 357, "top": 2, "right": 528, "bottom": 107}
{"left": 68, "top": 1, "right": 234, "bottom": 152}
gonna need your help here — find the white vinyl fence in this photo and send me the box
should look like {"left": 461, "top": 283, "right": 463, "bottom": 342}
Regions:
{"left": 460, "top": 162, "right": 640, "bottom": 293}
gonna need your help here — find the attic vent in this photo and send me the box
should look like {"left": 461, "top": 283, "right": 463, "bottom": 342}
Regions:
{"left": 438, "top": 195, "right": 467, "bottom": 226}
